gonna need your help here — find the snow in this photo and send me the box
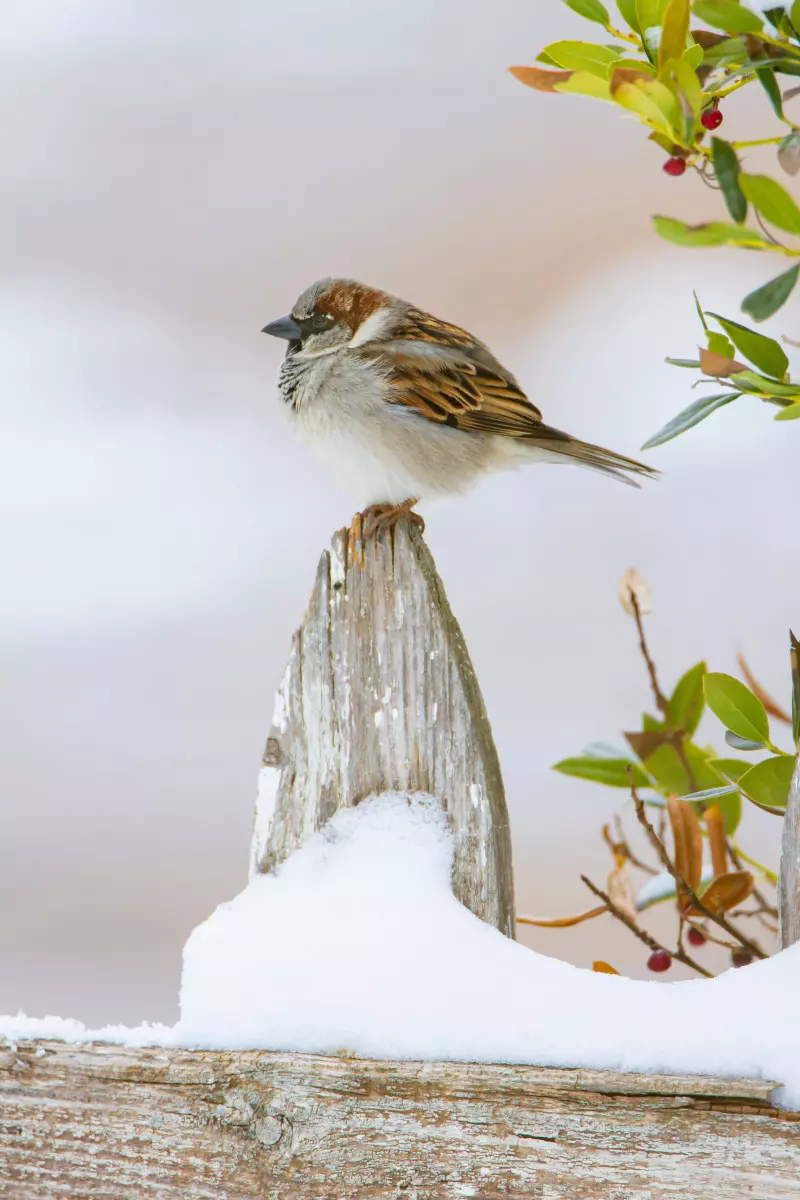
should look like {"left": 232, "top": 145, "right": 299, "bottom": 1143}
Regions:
{"left": 2, "top": 792, "right": 798, "bottom": 1107}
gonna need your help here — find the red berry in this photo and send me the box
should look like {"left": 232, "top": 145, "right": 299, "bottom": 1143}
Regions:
{"left": 732, "top": 949, "right": 753, "bottom": 968}
{"left": 701, "top": 108, "right": 723, "bottom": 131}
{"left": 663, "top": 157, "right": 686, "bottom": 176}
{"left": 647, "top": 949, "right": 672, "bottom": 973}
{"left": 687, "top": 927, "right": 706, "bottom": 947}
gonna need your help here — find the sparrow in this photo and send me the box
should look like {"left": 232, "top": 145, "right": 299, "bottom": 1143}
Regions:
{"left": 263, "top": 278, "right": 657, "bottom": 534}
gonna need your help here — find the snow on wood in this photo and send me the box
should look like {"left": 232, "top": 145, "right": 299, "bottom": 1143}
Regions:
{"left": 781, "top": 755, "right": 800, "bottom": 948}
{"left": 252, "top": 520, "right": 515, "bottom": 936}
{"left": 3, "top": 519, "right": 800, "bottom": 1196}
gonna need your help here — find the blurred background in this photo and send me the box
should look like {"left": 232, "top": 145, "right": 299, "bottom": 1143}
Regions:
{"left": 3, "top": 0, "right": 798, "bottom": 1025}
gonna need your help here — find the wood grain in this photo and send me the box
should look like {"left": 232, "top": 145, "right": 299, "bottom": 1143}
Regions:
{"left": 252, "top": 519, "right": 515, "bottom": 937}
{"left": 1, "top": 1040, "right": 797, "bottom": 1200}
{"left": 780, "top": 752, "right": 800, "bottom": 948}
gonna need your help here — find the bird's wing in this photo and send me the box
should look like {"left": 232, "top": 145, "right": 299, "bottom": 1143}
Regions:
{"left": 356, "top": 306, "right": 545, "bottom": 437}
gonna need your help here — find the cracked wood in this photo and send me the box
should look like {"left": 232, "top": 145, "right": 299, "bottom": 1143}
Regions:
{"left": 252, "top": 520, "right": 515, "bottom": 936}
{"left": 1, "top": 1041, "right": 798, "bottom": 1200}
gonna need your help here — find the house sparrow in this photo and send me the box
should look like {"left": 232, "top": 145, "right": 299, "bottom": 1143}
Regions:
{"left": 263, "top": 278, "right": 657, "bottom": 534}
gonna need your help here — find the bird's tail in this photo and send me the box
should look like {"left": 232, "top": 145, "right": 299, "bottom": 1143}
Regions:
{"left": 529, "top": 424, "right": 659, "bottom": 488}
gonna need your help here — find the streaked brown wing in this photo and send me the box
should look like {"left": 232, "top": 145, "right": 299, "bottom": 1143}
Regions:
{"left": 359, "top": 307, "right": 544, "bottom": 437}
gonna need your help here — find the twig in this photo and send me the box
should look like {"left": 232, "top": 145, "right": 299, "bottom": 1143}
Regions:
{"left": 631, "top": 783, "right": 767, "bottom": 960}
{"left": 628, "top": 591, "right": 669, "bottom": 719}
{"left": 608, "top": 817, "right": 657, "bottom": 877}
{"left": 580, "top": 876, "right": 713, "bottom": 978}
{"left": 627, "top": 590, "right": 699, "bottom": 793}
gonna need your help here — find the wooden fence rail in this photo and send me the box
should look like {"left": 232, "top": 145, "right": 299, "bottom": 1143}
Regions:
{"left": 2, "top": 521, "right": 798, "bottom": 1197}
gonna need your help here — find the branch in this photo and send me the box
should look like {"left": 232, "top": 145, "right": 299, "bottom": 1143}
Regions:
{"left": 580, "top": 876, "right": 713, "bottom": 978}
{"left": 631, "top": 784, "right": 767, "bottom": 960}
{"left": 627, "top": 589, "right": 698, "bottom": 792}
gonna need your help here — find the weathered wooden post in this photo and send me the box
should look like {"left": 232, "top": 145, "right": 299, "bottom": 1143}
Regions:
{"left": 2, "top": 521, "right": 799, "bottom": 1199}
{"left": 780, "top": 754, "right": 800, "bottom": 948}
{"left": 252, "top": 521, "right": 515, "bottom": 936}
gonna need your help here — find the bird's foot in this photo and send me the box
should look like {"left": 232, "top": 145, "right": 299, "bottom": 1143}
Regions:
{"left": 360, "top": 499, "right": 425, "bottom": 539}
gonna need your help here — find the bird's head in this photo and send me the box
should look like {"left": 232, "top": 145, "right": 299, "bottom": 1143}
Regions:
{"left": 262, "top": 278, "right": 395, "bottom": 358}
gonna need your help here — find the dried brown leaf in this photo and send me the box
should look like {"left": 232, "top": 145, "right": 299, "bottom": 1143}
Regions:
{"left": 699, "top": 347, "right": 747, "bottom": 377}
{"left": 508, "top": 65, "right": 573, "bottom": 92}
{"left": 691, "top": 871, "right": 755, "bottom": 915}
{"left": 625, "top": 730, "right": 669, "bottom": 761}
{"left": 606, "top": 861, "right": 637, "bottom": 921}
{"left": 667, "top": 796, "right": 703, "bottom": 901}
{"left": 517, "top": 906, "right": 606, "bottom": 928}
{"left": 592, "top": 961, "right": 620, "bottom": 975}
{"left": 737, "top": 652, "right": 792, "bottom": 724}
{"left": 705, "top": 803, "right": 728, "bottom": 879}
{"left": 690, "top": 29, "right": 729, "bottom": 50}
{"left": 618, "top": 568, "right": 653, "bottom": 616}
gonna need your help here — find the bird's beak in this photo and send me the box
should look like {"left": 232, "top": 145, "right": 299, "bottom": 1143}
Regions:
{"left": 262, "top": 315, "right": 302, "bottom": 340}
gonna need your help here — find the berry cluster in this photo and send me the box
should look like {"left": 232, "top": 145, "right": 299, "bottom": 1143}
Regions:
{"left": 645, "top": 925, "right": 753, "bottom": 974}
{"left": 663, "top": 105, "right": 723, "bottom": 175}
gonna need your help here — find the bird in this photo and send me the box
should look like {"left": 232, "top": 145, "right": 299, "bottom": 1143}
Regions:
{"left": 263, "top": 278, "right": 657, "bottom": 535}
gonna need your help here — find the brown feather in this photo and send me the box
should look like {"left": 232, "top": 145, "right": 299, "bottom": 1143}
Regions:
{"left": 356, "top": 306, "right": 657, "bottom": 486}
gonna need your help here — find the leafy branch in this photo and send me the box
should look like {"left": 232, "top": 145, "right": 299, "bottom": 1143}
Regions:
{"left": 513, "top": 0, "right": 800, "bottom": 444}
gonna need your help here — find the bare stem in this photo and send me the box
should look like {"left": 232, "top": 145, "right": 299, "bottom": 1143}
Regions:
{"left": 580, "top": 876, "right": 713, "bottom": 978}
{"left": 631, "top": 783, "right": 767, "bottom": 960}
{"left": 627, "top": 590, "right": 698, "bottom": 792}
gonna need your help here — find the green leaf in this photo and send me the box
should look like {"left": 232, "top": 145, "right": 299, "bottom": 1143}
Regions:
{"left": 700, "top": 36, "right": 747, "bottom": 68}
{"left": 756, "top": 67, "right": 784, "bottom": 120}
{"left": 741, "top": 265, "right": 800, "bottom": 322}
{"left": 543, "top": 40, "right": 620, "bottom": 75}
{"left": 618, "top": 0, "right": 643, "bottom": 32}
{"left": 669, "top": 661, "right": 706, "bottom": 735}
{"left": 725, "top": 731, "right": 766, "bottom": 750}
{"left": 680, "top": 783, "right": 739, "bottom": 802}
{"left": 712, "top": 758, "right": 751, "bottom": 781}
{"left": 706, "top": 312, "right": 789, "bottom": 379}
{"left": 717, "top": 790, "right": 742, "bottom": 833}
{"left": 553, "top": 756, "right": 649, "bottom": 787}
{"left": 739, "top": 754, "right": 796, "bottom": 808}
{"left": 683, "top": 41, "right": 704, "bottom": 69}
{"left": 582, "top": 741, "right": 637, "bottom": 759}
{"left": 686, "top": 742, "right": 733, "bottom": 790}
{"left": 665, "top": 356, "right": 702, "bottom": 367}
{"left": 692, "top": 1, "right": 764, "bottom": 34}
{"left": 637, "top": 0, "right": 671, "bottom": 61}
{"left": 711, "top": 138, "right": 747, "bottom": 224}
{"left": 729, "top": 370, "right": 800, "bottom": 398}
{"left": 739, "top": 173, "right": 800, "bottom": 236}
{"left": 565, "top": 0, "right": 612, "bottom": 23}
{"left": 641, "top": 392, "right": 738, "bottom": 448}
{"left": 659, "top": 0, "right": 691, "bottom": 68}
{"left": 612, "top": 72, "right": 682, "bottom": 134}
{"left": 793, "top": 0, "right": 800, "bottom": 31}
{"left": 704, "top": 672, "right": 770, "bottom": 743}
{"left": 653, "top": 217, "right": 771, "bottom": 247}
{"left": 662, "top": 55, "right": 704, "bottom": 133}
{"left": 555, "top": 70, "right": 614, "bottom": 99}
{"left": 707, "top": 331, "right": 736, "bottom": 357}
{"left": 778, "top": 131, "right": 800, "bottom": 177}
{"left": 774, "top": 403, "right": 800, "bottom": 419}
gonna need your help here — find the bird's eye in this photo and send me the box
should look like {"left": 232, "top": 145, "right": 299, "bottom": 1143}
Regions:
{"left": 305, "top": 312, "right": 334, "bottom": 335}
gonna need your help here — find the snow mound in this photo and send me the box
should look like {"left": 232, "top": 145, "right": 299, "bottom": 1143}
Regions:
{"left": 2, "top": 792, "right": 798, "bottom": 1107}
